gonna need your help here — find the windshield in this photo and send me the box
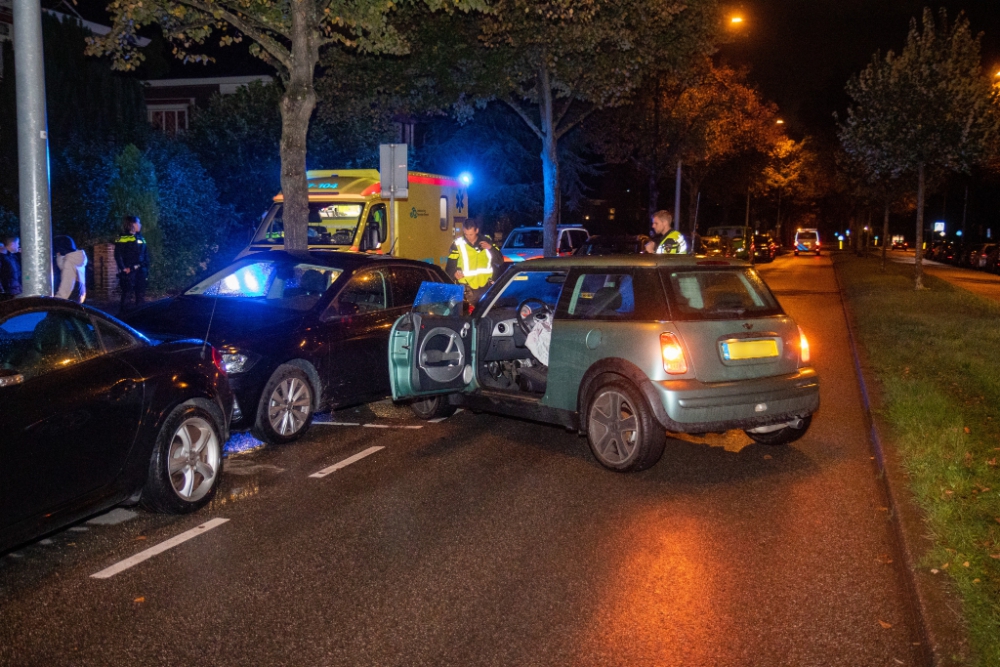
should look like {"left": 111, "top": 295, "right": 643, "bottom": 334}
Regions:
{"left": 662, "top": 268, "right": 782, "bottom": 321}
{"left": 185, "top": 259, "right": 343, "bottom": 311}
{"left": 504, "top": 230, "right": 544, "bottom": 250}
{"left": 252, "top": 202, "right": 364, "bottom": 246}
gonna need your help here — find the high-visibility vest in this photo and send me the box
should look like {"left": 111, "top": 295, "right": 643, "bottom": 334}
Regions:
{"left": 656, "top": 230, "right": 687, "bottom": 254}
{"left": 452, "top": 238, "right": 495, "bottom": 289}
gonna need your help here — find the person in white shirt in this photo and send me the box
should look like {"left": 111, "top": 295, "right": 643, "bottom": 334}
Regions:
{"left": 53, "top": 235, "right": 87, "bottom": 302}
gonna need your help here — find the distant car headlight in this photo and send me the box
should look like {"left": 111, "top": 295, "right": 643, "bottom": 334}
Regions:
{"left": 221, "top": 353, "right": 251, "bottom": 374}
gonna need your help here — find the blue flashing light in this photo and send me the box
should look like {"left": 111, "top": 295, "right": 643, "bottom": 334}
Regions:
{"left": 957, "top": 230, "right": 963, "bottom": 237}
{"left": 459, "top": 172, "right": 473, "bottom": 187}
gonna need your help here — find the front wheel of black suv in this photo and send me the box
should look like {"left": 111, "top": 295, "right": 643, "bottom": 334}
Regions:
{"left": 586, "top": 379, "right": 665, "bottom": 472}
{"left": 252, "top": 365, "right": 315, "bottom": 444}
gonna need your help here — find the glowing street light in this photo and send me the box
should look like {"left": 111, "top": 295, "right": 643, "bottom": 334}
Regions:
{"left": 776, "top": 119, "right": 785, "bottom": 125}
{"left": 731, "top": 16, "right": 744, "bottom": 24}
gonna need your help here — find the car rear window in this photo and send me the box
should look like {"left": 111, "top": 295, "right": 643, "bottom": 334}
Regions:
{"left": 661, "top": 268, "right": 782, "bottom": 320}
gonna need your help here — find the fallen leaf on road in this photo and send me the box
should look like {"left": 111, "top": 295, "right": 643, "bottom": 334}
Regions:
{"left": 135, "top": 536, "right": 146, "bottom": 541}
{"left": 931, "top": 569, "right": 940, "bottom": 574}
{"left": 973, "top": 579, "right": 981, "bottom": 583}
{"left": 990, "top": 554, "right": 1000, "bottom": 560}
{"left": 964, "top": 427, "right": 970, "bottom": 434}
{"left": 878, "top": 620, "right": 893, "bottom": 629}
{"left": 763, "top": 455, "right": 772, "bottom": 460}
{"left": 941, "top": 563, "right": 950, "bottom": 569}
{"left": 134, "top": 597, "right": 145, "bottom": 603}
{"left": 963, "top": 561, "right": 970, "bottom": 568}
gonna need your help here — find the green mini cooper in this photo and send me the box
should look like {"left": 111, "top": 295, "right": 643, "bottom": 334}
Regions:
{"left": 389, "top": 255, "right": 819, "bottom": 472}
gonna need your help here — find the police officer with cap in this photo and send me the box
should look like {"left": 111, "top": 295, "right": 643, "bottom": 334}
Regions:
{"left": 115, "top": 215, "right": 150, "bottom": 312}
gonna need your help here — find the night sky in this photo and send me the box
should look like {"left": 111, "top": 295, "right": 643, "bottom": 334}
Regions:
{"left": 726, "top": 1, "right": 1000, "bottom": 141}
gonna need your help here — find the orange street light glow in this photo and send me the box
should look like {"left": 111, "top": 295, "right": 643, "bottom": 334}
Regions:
{"left": 731, "top": 16, "right": 744, "bottom": 24}
{"left": 776, "top": 119, "right": 785, "bottom": 124}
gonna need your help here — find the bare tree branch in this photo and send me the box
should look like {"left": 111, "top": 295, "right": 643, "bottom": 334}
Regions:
{"left": 175, "top": 0, "right": 291, "bottom": 69}
{"left": 505, "top": 98, "right": 543, "bottom": 139}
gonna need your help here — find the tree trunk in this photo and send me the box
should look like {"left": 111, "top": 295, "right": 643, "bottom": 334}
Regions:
{"left": 914, "top": 163, "right": 925, "bottom": 290}
{"left": 278, "top": 0, "right": 319, "bottom": 253}
{"left": 775, "top": 188, "right": 782, "bottom": 238}
{"left": 538, "top": 62, "right": 559, "bottom": 257}
{"left": 881, "top": 197, "right": 890, "bottom": 272}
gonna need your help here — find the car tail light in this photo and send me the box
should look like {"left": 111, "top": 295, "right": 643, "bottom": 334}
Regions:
{"left": 211, "top": 347, "right": 227, "bottom": 375}
{"left": 798, "top": 326, "right": 811, "bottom": 364}
{"left": 660, "top": 333, "right": 687, "bottom": 374}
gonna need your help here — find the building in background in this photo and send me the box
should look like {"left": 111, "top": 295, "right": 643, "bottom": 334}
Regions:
{"left": 142, "top": 75, "right": 272, "bottom": 134}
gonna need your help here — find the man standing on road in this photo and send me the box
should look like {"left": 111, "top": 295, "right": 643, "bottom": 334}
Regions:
{"left": 446, "top": 219, "right": 503, "bottom": 305}
{"left": 0, "top": 235, "right": 21, "bottom": 298}
{"left": 115, "top": 215, "right": 149, "bottom": 313}
{"left": 644, "top": 210, "right": 688, "bottom": 254}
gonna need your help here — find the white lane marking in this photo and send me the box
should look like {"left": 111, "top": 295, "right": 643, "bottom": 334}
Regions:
{"left": 314, "top": 421, "right": 362, "bottom": 426}
{"left": 362, "top": 424, "right": 423, "bottom": 430}
{"left": 90, "top": 518, "right": 230, "bottom": 580}
{"left": 310, "top": 446, "right": 384, "bottom": 479}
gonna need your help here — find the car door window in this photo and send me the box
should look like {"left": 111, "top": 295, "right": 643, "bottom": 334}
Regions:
{"left": 330, "top": 269, "right": 388, "bottom": 317}
{"left": 390, "top": 266, "right": 438, "bottom": 308}
{"left": 0, "top": 310, "right": 103, "bottom": 381}
{"left": 483, "top": 270, "right": 566, "bottom": 317}
{"left": 96, "top": 319, "right": 137, "bottom": 353}
{"left": 559, "top": 232, "right": 574, "bottom": 253}
{"left": 559, "top": 270, "right": 667, "bottom": 321}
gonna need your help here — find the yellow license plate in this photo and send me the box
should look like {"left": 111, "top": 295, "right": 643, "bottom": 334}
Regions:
{"left": 722, "top": 339, "right": 779, "bottom": 361}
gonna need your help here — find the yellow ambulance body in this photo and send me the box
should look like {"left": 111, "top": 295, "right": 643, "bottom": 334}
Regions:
{"left": 242, "top": 169, "right": 469, "bottom": 268}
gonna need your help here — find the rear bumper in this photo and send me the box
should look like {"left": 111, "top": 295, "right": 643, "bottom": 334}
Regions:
{"left": 643, "top": 367, "right": 819, "bottom": 433}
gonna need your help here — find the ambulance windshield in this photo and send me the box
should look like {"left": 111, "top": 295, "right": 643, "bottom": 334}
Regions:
{"left": 252, "top": 203, "right": 364, "bottom": 246}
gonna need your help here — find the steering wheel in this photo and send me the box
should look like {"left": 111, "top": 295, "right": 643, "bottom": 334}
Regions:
{"left": 517, "top": 298, "right": 553, "bottom": 335}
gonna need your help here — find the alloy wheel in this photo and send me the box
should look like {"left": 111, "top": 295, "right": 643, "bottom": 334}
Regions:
{"left": 167, "top": 416, "right": 220, "bottom": 502}
{"left": 589, "top": 389, "right": 640, "bottom": 465}
{"left": 267, "top": 377, "right": 312, "bottom": 436}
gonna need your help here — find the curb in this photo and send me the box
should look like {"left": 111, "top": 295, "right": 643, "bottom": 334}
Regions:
{"left": 832, "top": 255, "right": 972, "bottom": 667}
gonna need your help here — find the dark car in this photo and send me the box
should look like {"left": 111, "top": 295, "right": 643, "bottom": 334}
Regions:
{"left": 753, "top": 234, "right": 777, "bottom": 263}
{"left": 574, "top": 234, "right": 651, "bottom": 256}
{"left": 891, "top": 240, "right": 909, "bottom": 250}
{"left": 1, "top": 298, "right": 231, "bottom": 553}
{"left": 125, "top": 251, "right": 450, "bottom": 445}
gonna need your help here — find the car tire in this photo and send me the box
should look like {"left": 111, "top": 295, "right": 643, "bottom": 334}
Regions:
{"left": 141, "top": 403, "right": 223, "bottom": 514}
{"left": 252, "top": 365, "right": 315, "bottom": 444}
{"left": 586, "top": 379, "right": 665, "bottom": 472}
{"left": 745, "top": 415, "right": 812, "bottom": 446}
{"left": 409, "top": 395, "right": 456, "bottom": 420}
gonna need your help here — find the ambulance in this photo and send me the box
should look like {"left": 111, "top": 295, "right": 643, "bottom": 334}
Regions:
{"left": 242, "top": 169, "right": 469, "bottom": 268}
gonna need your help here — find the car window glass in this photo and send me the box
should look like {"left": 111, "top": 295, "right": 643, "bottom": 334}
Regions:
{"left": 663, "top": 268, "right": 781, "bottom": 321}
{"left": 251, "top": 202, "right": 364, "bottom": 246}
{"left": 0, "top": 310, "right": 102, "bottom": 381}
{"left": 390, "top": 266, "right": 436, "bottom": 308}
{"left": 96, "top": 319, "right": 136, "bottom": 353}
{"left": 185, "top": 260, "right": 342, "bottom": 311}
{"left": 507, "top": 231, "right": 543, "bottom": 249}
{"left": 330, "top": 269, "right": 388, "bottom": 317}
{"left": 483, "top": 270, "right": 565, "bottom": 316}
{"left": 559, "top": 232, "right": 574, "bottom": 252}
{"left": 560, "top": 270, "right": 666, "bottom": 321}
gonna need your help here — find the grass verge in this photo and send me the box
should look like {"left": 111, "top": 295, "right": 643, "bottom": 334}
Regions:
{"left": 834, "top": 253, "right": 1000, "bottom": 666}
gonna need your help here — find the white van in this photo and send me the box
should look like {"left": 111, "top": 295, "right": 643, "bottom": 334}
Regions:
{"left": 794, "top": 228, "right": 821, "bottom": 256}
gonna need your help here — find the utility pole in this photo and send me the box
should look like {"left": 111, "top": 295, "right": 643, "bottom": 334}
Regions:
{"left": 13, "top": 0, "right": 53, "bottom": 296}
{"left": 673, "top": 159, "right": 682, "bottom": 249}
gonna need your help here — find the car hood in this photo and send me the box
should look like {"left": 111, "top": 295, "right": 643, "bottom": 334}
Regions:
{"left": 125, "top": 296, "right": 307, "bottom": 348}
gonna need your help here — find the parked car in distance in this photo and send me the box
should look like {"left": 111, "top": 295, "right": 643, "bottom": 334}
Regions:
{"left": 501, "top": 224, "right": 589, "bottom": 262}
{"left": 891, "top": 240, "right": 909, "bottom": 250}
{"left": 1, "top": 298, "right": 232, "bottom": 553}
{"left": 753, "top": 233, "right": 777, "bottom": 263}
{"left": 706, "top": 225, "right": 753, "bottom": 261}
{"left": 390, "top": 255, "right": 819, "bottom": 472}
{"left": 794, "top": 228, "right": 821, "bottom": 256}
{"left": 574, "top": 234, "right": 651, "bottom": 256}
{"left": 126, "top": 252, "right": 450, "bottom": 445}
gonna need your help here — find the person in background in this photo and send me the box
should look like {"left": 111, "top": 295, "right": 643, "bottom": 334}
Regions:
{"left": 445, "top": 219, "right": 502, "bottom": 305}
{"left": 114, "top": 215, "right": 149, "bottom": 312}
{"left": 53, "top": 235, "right": 87, "bottom": 302}
{"left": 0, "top": 235, "right": 21, "bottom": 298}
{"left": 644, "top": 210, "right": 688, "bottom": 254}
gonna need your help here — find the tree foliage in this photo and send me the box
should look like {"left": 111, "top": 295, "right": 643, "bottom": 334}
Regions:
{"left": 89, "top": 0, "right": 487, "bottom": 252}
{"left": 838, "top": 8, "right": 1000, "bottom": 288}
{"left": 473, "top": 0, "right": 719, "bottom": 255}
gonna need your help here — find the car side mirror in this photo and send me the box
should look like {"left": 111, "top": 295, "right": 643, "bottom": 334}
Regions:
{"left": 0, "top": 368, "right": 25, "bottom": 388}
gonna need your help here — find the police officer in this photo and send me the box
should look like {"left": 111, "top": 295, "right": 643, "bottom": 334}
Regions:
{"left": 644, "top": 210, "right": 688, "bottom": 254}
{"left": 446, "top": 219, "right": 503, "bottom": 304}
{"left": 114, "top": 215, "right": 149, "bottom": 312}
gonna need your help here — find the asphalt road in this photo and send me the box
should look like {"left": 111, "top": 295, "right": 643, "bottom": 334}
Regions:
{"left": 0, "top": 253, "right": 925, "bottom": 667}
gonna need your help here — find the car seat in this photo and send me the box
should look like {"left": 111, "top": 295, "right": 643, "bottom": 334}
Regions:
{"left": 587, "top": 286, "right": 622, "bottom": 317}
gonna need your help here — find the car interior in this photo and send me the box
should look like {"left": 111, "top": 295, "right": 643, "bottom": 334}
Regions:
{"left": 0, "top": 310, "right": 100, "bottom": 380}
{"left": 474, "top": 270, "right": 566, "bottom": 395}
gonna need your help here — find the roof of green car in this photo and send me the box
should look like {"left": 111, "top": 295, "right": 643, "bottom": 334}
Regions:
{"left": 511, "top": 255, "right": 753, "bottom": 270}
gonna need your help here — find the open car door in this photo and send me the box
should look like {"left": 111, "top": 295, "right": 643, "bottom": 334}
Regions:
{"left": 390, "top": 282, "right": 475, "bottom": 401}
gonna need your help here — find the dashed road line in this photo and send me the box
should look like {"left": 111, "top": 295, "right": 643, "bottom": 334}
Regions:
{"left": 362, "top": 424, "right": 423, "bottom": 429}
{"left": 310, "top": 446, "right": 384, "bottom": 479}
{"left": 90, "top": 518, "right": 230, "bottom": 579}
